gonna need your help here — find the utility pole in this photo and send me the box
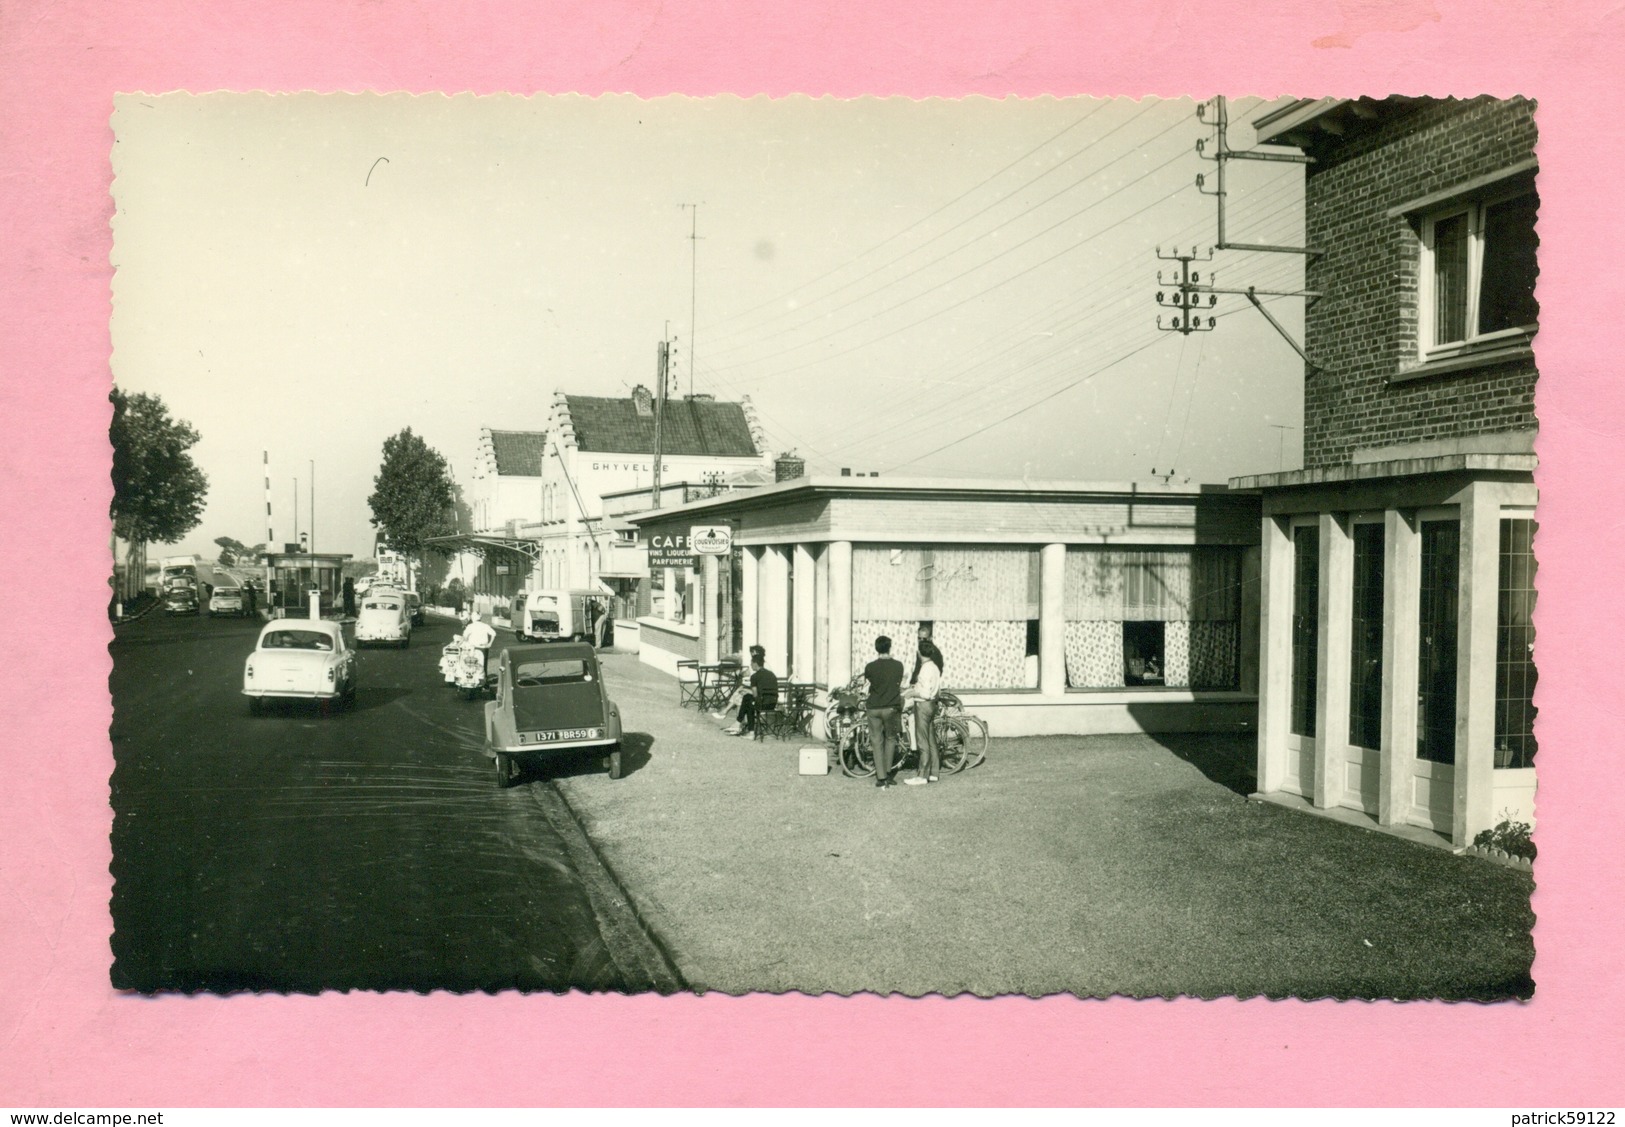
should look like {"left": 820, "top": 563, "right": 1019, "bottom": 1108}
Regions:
{"left": 680, "top": 202, "right": 702, "bottom": 396}
{"left": 652, "top": 329, "right": 669, "bottom": 509}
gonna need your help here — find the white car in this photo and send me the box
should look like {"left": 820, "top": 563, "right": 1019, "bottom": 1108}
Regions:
{"left": 355, "top": 591, "right": 412, "bottom": 647}
{"left": 243, "top": 620, "right": 356, "bottom": 715}
{"left": 209, "top": 585, "right": 246, "bottom": 617}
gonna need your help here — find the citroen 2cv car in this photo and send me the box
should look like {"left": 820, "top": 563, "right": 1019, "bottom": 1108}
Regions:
{"left": 243, "top": 619, "right": 357, "bottom": 715}
{"left": 484, "top": 642, "right": 623, "bottom": 787}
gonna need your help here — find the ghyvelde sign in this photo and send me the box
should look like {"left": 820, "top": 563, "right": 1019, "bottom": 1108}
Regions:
{"left": 691, "top": 525, "right": 732, "bottom": 555}
{"left": 646, "top": 531, "right": 695, "bottom": 569}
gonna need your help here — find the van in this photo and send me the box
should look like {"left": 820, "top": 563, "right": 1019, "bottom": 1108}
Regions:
{"left": 512, "top": 588, "right": 609, "bottom": 646}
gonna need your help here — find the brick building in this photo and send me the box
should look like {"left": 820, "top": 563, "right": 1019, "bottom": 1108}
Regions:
{"left": 1231, "top": 96, "right": 1538, "bottom": 846}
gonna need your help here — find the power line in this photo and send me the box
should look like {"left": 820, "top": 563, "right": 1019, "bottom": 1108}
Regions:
{"left": 699, "top": 100, "right": 1115, "bottom": 333}
{"left": 699, "top": 101, "right": 1169, "bottom": 356}
{"left": 704, "top": 138, "right": 1202, "bottom": 383}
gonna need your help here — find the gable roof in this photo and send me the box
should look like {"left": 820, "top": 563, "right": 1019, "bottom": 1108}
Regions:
{"left": 488, "top": 430, "right": 548, "bottom": 476}
{"left": 561, "top": 395, "right": 759, "bottom": 457}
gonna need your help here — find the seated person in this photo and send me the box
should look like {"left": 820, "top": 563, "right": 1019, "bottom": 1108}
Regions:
{"left": 713, "top": 652, "right": 778, "bottom": 736}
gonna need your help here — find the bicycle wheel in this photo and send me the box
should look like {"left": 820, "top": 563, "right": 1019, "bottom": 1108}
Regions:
{"left": 961, "top": 715, "right": 989, "bottom": 769}
{"left": 840, "top": 726, "right": 874, "bottom": 778}
{"left": 933, "top": 716, "right": 969, "bottom": 774}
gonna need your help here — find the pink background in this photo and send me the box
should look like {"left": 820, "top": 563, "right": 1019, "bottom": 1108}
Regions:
{"left": 2, "top": 0, "right": 1621, "bottom": 1107}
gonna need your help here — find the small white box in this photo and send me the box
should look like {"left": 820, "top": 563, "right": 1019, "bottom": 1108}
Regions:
{"left": 798, "top": 747, "right": 830, "bottom": 775}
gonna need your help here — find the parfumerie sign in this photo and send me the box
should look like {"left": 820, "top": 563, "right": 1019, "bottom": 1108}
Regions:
{"left": 646, "top": 525, "right": 732, "bottom": 568}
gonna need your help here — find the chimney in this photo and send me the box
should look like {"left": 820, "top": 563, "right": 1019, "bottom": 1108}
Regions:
{"left": 631, "top": 384, "right": 654, "bottom": 417}
{"left": 774, "top": 451, "right": 806, "bottom": 483}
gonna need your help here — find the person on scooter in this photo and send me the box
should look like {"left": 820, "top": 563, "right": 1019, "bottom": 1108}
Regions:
{"left": 460, "top": 614, "right": 497, "bottom": 679}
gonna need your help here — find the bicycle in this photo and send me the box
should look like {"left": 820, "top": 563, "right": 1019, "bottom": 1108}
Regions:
{"left": 935, "top": 689, "right": 989, "bottom": 769}
{"left": 825, "top": 678, "right": 970, "bottom": 779}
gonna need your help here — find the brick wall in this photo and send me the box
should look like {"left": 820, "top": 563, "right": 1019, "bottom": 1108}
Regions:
{"left": 1303, "top": 97, "right": 1538, "bottom": 468}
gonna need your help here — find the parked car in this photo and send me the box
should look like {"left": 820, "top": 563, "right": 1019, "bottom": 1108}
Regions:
{"left": 405, "top": 591, "right": 425, "bottom": 626}
{"left": 164, "top": 584, "right": 201, "bottom": 616}
{"left": 208, "top": 585, "right": 247, "bottom": 617}
{"left": 243, "top": 619, "right": 357, "bottom": 715}
{"left": 354, "top": 591, "right": 412, "bottom": 648}
{"left": 485, "top": 642, "right": 624, "bottom": 787}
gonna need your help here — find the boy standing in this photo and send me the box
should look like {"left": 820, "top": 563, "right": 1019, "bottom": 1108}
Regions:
{"left": 865, "top": 635, "right": 905, "bottom": 789}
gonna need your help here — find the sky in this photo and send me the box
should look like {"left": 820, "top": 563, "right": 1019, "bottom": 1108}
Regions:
{"left": 110, "top": 93, "right": 1306, "bottom": 560}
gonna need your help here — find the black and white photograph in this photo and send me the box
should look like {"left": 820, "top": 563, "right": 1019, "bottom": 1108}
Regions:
{"left": 107, "top": 91, "right": 1538, "bottom": 999}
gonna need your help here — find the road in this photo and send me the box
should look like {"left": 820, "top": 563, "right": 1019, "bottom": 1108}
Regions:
{"left": 108, "top": 607, "right": 680, "bottom": 994}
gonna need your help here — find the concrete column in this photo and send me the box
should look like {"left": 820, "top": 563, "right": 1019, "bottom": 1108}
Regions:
{"left": 793, "top": 543, "right": 816, "bottom": 681}
{"left": 740, "top": 547, "right": 760, "bottom": 653}
{"left": 827, "top": 541, "right": 853, "bottom": 687}
{"left": 662, "top": 567, "right": 675, "bottom": 621}
{"left": 759, "top": 546, "right": 790, "bottom": 676}
{"left": 1314, "top": 512, "right": 1353, "bottom": 809}
{"left": 1039, "top": 543, "right": 1067, "bottom": 696}
{"left": 701, "top": 553, "right": 720, "bottom": 664}
{"left": 1454, "top": 483, "right": 1501, "bottom": 847}
{"left": 1379, "top": 509, "right": 1421, "bottom": 827}
{"left": 1256, "top": 514, "right": 1294, "bottom": 794}
{"left": 814, "top": 545, "right": 831, "bottom": 685}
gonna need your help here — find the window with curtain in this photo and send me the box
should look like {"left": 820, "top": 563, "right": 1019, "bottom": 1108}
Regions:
{"left": 851, "top": 546, "right": 1037, "bottom": 689}
{"left": 1063, "top": 547, "right": 1242, "bottom": 690}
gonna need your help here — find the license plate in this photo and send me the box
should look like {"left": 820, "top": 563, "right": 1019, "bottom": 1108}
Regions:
{"left": 530, "top": 727, "right": 601, "bottom": 742}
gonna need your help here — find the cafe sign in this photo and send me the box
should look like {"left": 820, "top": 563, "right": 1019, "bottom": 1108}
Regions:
{"left": 646, "top": 531, "right": 695, "bottom": 569}
{"left": 691, "top": 525, "right": 732, "bottom": 555}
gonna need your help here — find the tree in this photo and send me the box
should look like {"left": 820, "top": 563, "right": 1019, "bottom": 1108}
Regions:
{"left": 367, "top": 429, "right": 456, "bottom": 569}
{"left": 213, "top": 536, "right": 264, "bottom": 566}
{"left": 109, "top": 389, "right": 209, "bottom": 545}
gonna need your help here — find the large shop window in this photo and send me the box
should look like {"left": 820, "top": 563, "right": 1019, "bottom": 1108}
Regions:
{"left": 1290, "top": 527, "right": 1319, "bottom": 738}
{"left": 1496, "top": 518, "right": 1537, "bottom": 769}
{"left": 1417, "top": 520, "right": 1460, "bottom": 765}
{"left": 852, "top": 546, "right": 1039, "bottom": 689}
{"left": 1062, "top": 547, "right": 1243, "bottom": 690}
{"left": 1421, "top": 188, "right": 1538, "bottom": 360}
{"left": 1349, "top": 523, "right": 1385, "bottom": 750}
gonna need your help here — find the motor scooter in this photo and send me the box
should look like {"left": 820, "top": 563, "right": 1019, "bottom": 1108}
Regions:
{"left": 453, "top": 643, "right": 490, "bottom": 700}
{"left": 439, "top": 637, "right": 464, "bottom": 685}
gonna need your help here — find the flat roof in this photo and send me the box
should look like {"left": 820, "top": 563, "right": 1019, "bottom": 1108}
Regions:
{"left": 1229, "top": 453, "right": 1537, "bottom": 492}
{"left": 623, "top": 474, "right": 1245, "bottom": 526}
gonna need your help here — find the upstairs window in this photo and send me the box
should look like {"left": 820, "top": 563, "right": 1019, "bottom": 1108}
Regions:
{"left": 1420, "top": 189, "right": 1538, "bottom": 360}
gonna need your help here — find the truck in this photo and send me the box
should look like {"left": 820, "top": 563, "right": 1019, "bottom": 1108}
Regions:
{"left": 158, "top": 555, "right": 201, "bottom": 591}
{"left": 511, "top": 588, "right": 611, "bottom": 647}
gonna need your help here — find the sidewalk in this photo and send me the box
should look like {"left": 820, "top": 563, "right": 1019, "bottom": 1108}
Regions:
{"left": 553, "top": 652, "right": 1536, "bottom": 999}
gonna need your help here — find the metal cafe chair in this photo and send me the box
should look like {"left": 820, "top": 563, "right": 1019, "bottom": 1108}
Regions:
{"left": 676, "top": 660, "right": 705, "bottom": 708}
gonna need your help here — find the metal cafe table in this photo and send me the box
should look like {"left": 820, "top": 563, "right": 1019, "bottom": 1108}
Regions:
{"left": 676, "top": 659, "right": 743, "bottom": 711}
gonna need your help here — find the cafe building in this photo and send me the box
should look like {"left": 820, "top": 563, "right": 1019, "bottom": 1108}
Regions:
{"left": 624, "top": 474, "right": 1263, "bottom": 737}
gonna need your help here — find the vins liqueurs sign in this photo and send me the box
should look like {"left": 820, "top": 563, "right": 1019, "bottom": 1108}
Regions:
{"left": 647, "top": 532, "right": 695, "bottom": 569}
{"left": 691, "top": 526, "right": 732, "bottom": 555}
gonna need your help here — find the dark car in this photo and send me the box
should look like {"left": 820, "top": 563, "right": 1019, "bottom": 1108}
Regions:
{"left": 164, "top": 584, "right": 201, "bottom": 615}
{"left": 484, "top": 643, "right": 623, "bottom": 787}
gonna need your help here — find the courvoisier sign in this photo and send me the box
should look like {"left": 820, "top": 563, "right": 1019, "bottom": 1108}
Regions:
{"left": 646, "top": 525, "right": 732, "bottom": 568}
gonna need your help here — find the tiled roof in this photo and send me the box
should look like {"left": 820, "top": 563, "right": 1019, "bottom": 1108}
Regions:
{"left": 489, "top": 430, "right": 548, "bottom": 476}
{"left": 562, "top": 395, "right": 759, "bottom": 457}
